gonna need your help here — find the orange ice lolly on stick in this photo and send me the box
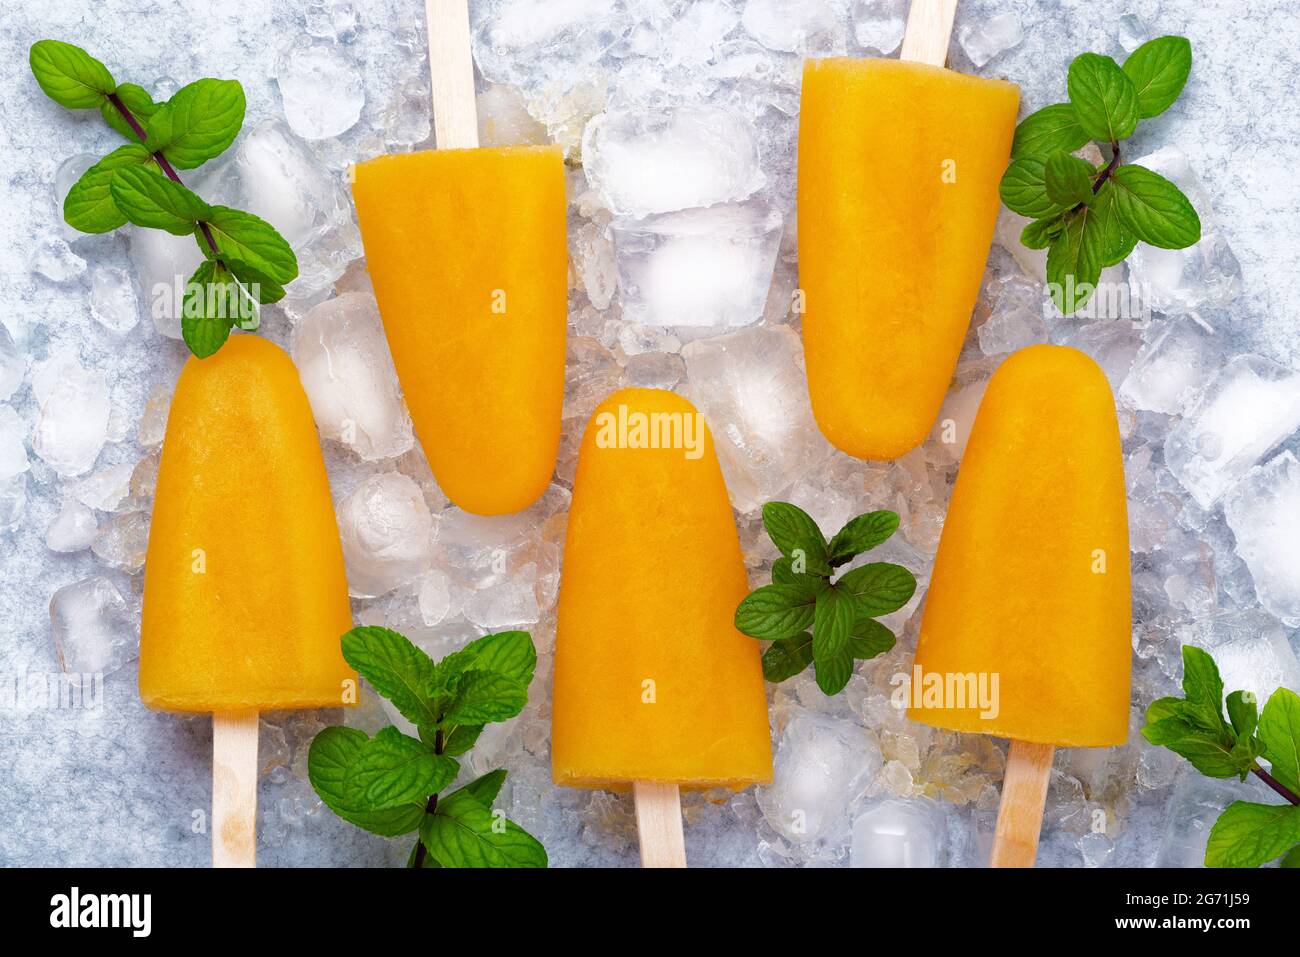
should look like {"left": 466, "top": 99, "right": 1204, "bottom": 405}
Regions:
{"left": 350, "top": 0, "right": 566, "bottom": 516}
{"left": 551, "top": 389, "right": 773, "bottom": 867}
{"left": 140, "top": 336, "right": 355, "bottom": 866}
{"left": 797, "top": 0, "right": 1019, "bottom": 459}
{"left": 908, "top": 345, "right": 1132, "bottom": 866}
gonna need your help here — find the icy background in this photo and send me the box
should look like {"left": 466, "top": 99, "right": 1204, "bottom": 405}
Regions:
{"left": 2, "top": 0, "right": 1299, "bottom": 867}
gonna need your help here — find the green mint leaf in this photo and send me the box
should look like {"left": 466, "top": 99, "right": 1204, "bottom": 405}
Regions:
{"left": 440, "top": 723, "right": 484, "bottom": 757}
{"left": 219, "top": 253, "right": 287, "bottom": 304}
{"left": 109, "top": 164, "right": 211, "bottom": 235}
{"left": 761, "top": 633, "right": 814, "bottom": 683}
{"left": 1020, "top": 215, "right": 1065, "bottom": 250}
{"left": 307, "top": 727, "right": 436, "bottom": 837}
{"left": 101, "top": 82, "right": 158, "bottom": 141}
{"left": 452, "top": 768, "right": 508, "bottom": 807}
{"left": 62, "top": 143, "right": 152, "bottom": 233}
{"left": 846, "top": 617, "right": 896, "bottom": 660}
{"left": 827, "top": 510, "right": 899, "bottom": 566}
{"left": 734, "top": 583, "right": 817, "bottom": 640}
{"left": 1043, "top": 150, "right": 1096, "bottom": 207}
{"left": 437, "top": 630, "right": 537, "bottom": 688}
{"left": 347, "top": 727, "right": 456, "bottom": 808}
{"left": 771, "top": 556, "right": 797, "bottom": 584}
{"left": 1010, "top": 102, "right": 1090, "bottom": 160}
{"left": 1089, "top": 180, "right": 1137, "bottom": 266}
{"left": 999, "top": 158, "right": 1067, "bottom": 219}
{"left": 1282, "top": 845, "right": 1300, "bottom": 868}
{"left": 1180, "top": 645, "right": 1228, "bottom": 732}
{"left": 761, "top": 502, "right": 830, "bottom": 574}
{"left": 1226, "top": 691, "right": 1259, "bottom": 740}
{"left": 812, "top": 585, "right": 854, "bottom": 661}
{"left": 1066, "top": 52, "right": 1139, "bottom": 142}
{"left": 1205, "top": 801, "right": 1300, "bottom": 868}
{"left": 181, "top": 261, "right": 240, "bottom": 358}
{"left": 1144, "top": 715, "right": 1243, "bottom": 778}
{"left": 339, "top": 626, "right": 441, "bottom": 729}
{"left": 835, "top": 562, "right": 917, "bottom": 617}
{"left": 442, "top": 671, "right": 528, "bottom": 726}
{"left": 145, "top": 78, "right": 246, "bottom": 168}
{"left": 1144, "top": 696, "right": 1185, "bottom": 726}
{"left": 1109, "top": 164, "right": 1201, "bottom": 249}
{"left": 1257, "top": 687, "right": 1300, "bottom": 794}
{"left": 29, "top": 40, "right": 115, "bottom": 109}
{"left": 813, "top": 646, "right": 854, "bottom": 696}
{"left": 1122, "top": 35, "right": 1192, "bottom": 119}
{"left": 200, "top": 205, "right": 299, "bottom": 284}
{"left": 1046, "top": 206, "right": 1103, "bottom": 315}
{"left": 421, "top": 790, "right": 547, "bottom": 868}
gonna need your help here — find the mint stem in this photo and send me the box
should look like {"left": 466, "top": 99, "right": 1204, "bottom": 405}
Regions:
{"left": 1092, "top": 141, "right": 1121, "bottom": 194}
{"left": 1252, "top": 764, "right": 1300, "bottom": 806}
{"left": 105, "top": 90, "right": 221, "bottom": 257}
{"left": 410, "top": 727, "right": 445, "bottom": 869}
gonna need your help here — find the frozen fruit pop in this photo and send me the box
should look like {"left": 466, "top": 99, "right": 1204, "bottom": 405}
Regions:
{"left": 552, "top": 388, "right": 772, "bottom": 866}
{"left": 797, "top": 1, "right": 1019, "bottom": 460}
{"left": 909, "top": 345, "right": 1131, "bottom": 865}
{"left": 140, "top": 335, "right": 355, "bottom": 865}
{"left": 350, "top": 0, "right": 566, "bottom": 517}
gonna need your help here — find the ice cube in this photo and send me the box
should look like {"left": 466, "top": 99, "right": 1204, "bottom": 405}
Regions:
{"left": 622, "top": 352, "right": 684, "bottom": 390}
{"left": 303, "top": 0, "right": 359, "bottom": 41}
{"left": 91, "top": 511, "right": 150, "bottom": 573}
{"left": 1053, "top": 319, "right": 1143, "bottom": 389}
{"left": 582, "top": 106, "right": 766, "bottom": 218}
{"left": 571, "top": 221, "right": 617, "bottom": 311}
{"left": 127, "top": 227, "right": 204, "bottom": 339}
{"left": 1223, "top": 453, "right": 1300, "bottom": 625}
{"left": 46, "top": 500, "right": 98, "bottom": 553}
{"left": 71, "top": 461, "right": 135, "bottom": 512}
{"left": 958, "top": 11, "right": 1024, "bottom": 67}
{"left": 290, "top": 292, "right": 414, "bottom": 461}
{"left": 476, "top": 84, "right": 550, "bottom": 148}
{"left": 0, "top": 404, "right": 28, "bottom": 481}
{"left": 137, "top": 384, "right": 170, "bottom": 447}
{"left": 850, "top": 797, "right": 944, "bottom": 867}
{"left": 199, "top": 122, "right": 362, "bottom": 298}
{"left": 49, "top": 576, "right": 135, "bottom": 675}
{"left": 381, "top": 75, "right": 432, "bottom": 149}
{"left": 1119, "top": 318, "right": 1220, "bottom": 414}
{"left": 1164, "top": 355, "right": 1300, "bottom": 509}
{"left": 463, "top": 561, "right": 541, "bottom": 629}
{"left": 931, "top": 377, "right": 989, "bottom": 461}
{"left": 337, "top": 472, "right": 436, "bottom": 598}
{"left": 977, "top": 273, "right": 1049, "bottom": 355}
{"left": 1156, "top": 772, "right": 1277, "bottom": 867}
{"left": 275, "top": 37, "right": 364, "bottom": 140}
{"left": 612, "top": 201, "right": 783, "bottom": 328}
{"left": 742, "top": 0, "right": 848, "bottom": 56}
{"left": 1117, "top": 14, "right": 1150, "bottom": 54}
{"left": 89, "top": 266, "right": 140, "bottom": 334}
{"left": 416, "top": 569, "right": 453, "bottom": 627}
{"left": 31, "top": 354, "right": 110, "bottom": 477}
{"left": 29, "top": 237, "right": 86, "bottom": 284}
{"left": 1178, "top": 608, "right": 1300, "bottom": 703}
{"left": 471, "top": 0, "right": 631, "bottom": 89}
{"left": 757, "top": 712, "right": 882, "bottom": 844}
{"left": 616, "top": 323, "right": 681, "bottom": 357}
{"left": 852, "top": 0, "right": 906, "bottom": 54}
{"left": 0, "top": 472, "right": 25, "bottom": 532}
{"left": 0, "top": 324, "right": 22, "bottom": 401}
{"left": 682, "top": 325, "right": 832, "bottom": 512}
{"left": 1125, "top": 148, "right": 1241, "bottom": 316}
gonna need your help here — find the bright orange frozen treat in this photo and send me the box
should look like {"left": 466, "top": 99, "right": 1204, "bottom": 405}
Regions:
{"left": 140, "top": 335, "right": 355, "bottom": 712}
{"left": 351, "top": 145, "right": 567, "bottom": 515}
{"left": 552, "top": 388, "right": 772, "bottom": 789}
{"left": 798, "top": 58, "right": 1019, "bottom": 460}
{"left": 909, "top": 346, "right": 1131, "bottom": 747}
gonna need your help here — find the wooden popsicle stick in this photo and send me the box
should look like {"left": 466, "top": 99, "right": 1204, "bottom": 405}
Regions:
{"left": 212, "top": 711, "right": 260, "bottom": 868}
{"left": 633, "top": 781, "right": 687, "bottom": 868}
{"left": 900, "top": 0, "right": 959, "bottom": 68}
{"left": 425, "top": 0, "right": 480, "bottom": 149}
{"left": 990, "top": 740, "right": 1055, "bottom": 868}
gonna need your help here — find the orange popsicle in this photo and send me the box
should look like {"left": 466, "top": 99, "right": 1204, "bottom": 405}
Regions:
{"left": 909, "top": 344, "right": 1130, "bottom": 867}
{"left": 552, "top": 388, "right": 772, "bottom": 792}
{"left": 351, "top": 145, "right": 567, "bottom": 516}
{"left": 797, "top": 56, "right": 1018, "bottom": 459}
{"left": 140, "top": 335, "right": 354, "bottom": 712}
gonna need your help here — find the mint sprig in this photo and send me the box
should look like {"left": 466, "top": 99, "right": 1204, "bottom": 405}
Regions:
{"left": 29, "top": 39, "right": 297, "bottom": 359}
{"left": 308, "top": 626, "right": 547, "bottom": 869}
{"left": 735, "top": 503, "right": 915, "bottom": 696}
{"left": 1142, "top": 645, "right": 1300, "bottom": 867}
{"left": 999, "top": 35, "right": 1200, "bottom": 316}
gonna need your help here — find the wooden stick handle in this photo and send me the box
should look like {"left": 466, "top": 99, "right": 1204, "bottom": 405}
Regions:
{"left": 212, "top": 711, "right": 259, "bottom": 868}
{"left": 633, "top": 781, "right": 686, "bottom": 868}
{"left": 990, "top": 740, "right": 1054, "bottom": 868}
{"left": 901, "top": 0, "right": 959, "bottom": 67}
{"left": 425, "top": 0, "right": 479, "bottom": 149}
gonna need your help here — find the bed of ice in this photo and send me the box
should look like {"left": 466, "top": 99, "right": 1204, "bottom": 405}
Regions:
{"left": 2, "top": 0, "right": 1298, "bottom": 868}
